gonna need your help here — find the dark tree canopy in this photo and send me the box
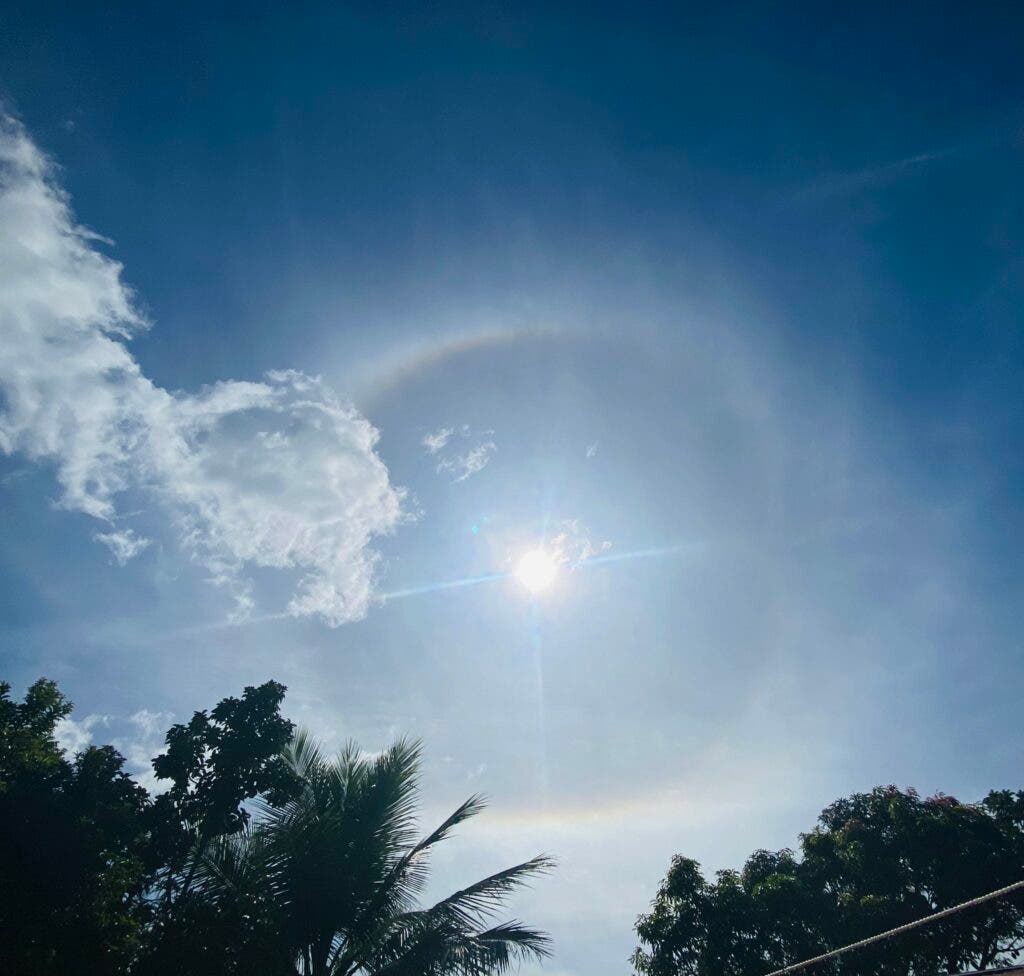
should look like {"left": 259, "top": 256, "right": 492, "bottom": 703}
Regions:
{"left": 0, "top": 677, "right": 553, "bottom": 976}
{"left": 633, "top": 786, "right": 1024, "bottom": 976}
{"left": 0, "top": 679, "right": 151, "bottom": 976}
{"left": 152, "top": 678, "right": 299, "bottom": 837}
{"left": 147, "top": 678, "right": 301, "bottom": 886}
{"left": 0, "top": 676, "right": 301, "bottom": 974}
{"left": 144, "top": 733, "right": 553, "bottom": 976}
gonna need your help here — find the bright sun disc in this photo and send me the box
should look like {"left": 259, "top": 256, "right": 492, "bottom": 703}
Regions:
{"left": 515, "top": 548, "right": 558, "bottom": 593}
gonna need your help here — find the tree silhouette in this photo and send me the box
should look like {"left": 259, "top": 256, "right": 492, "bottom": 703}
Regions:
{"left": 0, "top": 677, "right": 554, "bottom": 976}
{"left": 633, "top": 786, "right": 1024, "bottom": 976}
{"left": 0, "top": 679, "right": 150, "bottom": 975}
{"left": 160, "top": 731, "right": 554, "bottom": 976}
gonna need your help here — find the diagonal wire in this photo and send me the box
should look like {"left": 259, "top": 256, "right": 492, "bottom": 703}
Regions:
{"left": 762, "top": 878, "right": 1024, "bottom": 976}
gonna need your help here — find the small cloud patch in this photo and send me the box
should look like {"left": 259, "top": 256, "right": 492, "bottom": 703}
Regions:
{"left": 423, "top": 424, "right": 497, "bottom": 483}
{"left": 94, "top": 528, "right": 151, "bottom": 565}
{"left": 549, "top": 518, "right": 612, "bottom": 566}
{"left": 421, "top": 427, "right": 454, "bottom": 454}
{"left": 437, "top": 441, "right": 496, "bottom": 483}
{"left": 55, "top": 713, "right": 110, "bottom": 756}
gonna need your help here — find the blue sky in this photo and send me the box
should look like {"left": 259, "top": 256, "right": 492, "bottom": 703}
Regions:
{"left": 1, "top": 4, "right": 1023, "bottom": 974}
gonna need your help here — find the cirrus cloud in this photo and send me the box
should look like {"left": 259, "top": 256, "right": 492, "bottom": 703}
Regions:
{"left": 421, "top": 426, "right": 453, "bottom": 454}
{"left": 425, "top": 424, "right": 497, "bottom": 483}
{"left": 0, "top": 115, "right": 406, "bottom": 626}
{"left": 548, "top": 518, "right": 611, "bottom": 566}
{"left": 437, "top": 440, "right": 497, "bottom": 483}
{"left": 94, "top": 528, "right": 151, "bottom": 566}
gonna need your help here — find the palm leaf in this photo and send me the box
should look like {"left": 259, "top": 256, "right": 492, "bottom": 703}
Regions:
{"left": 343, "top": 793, "right": 491, "bottom": 955}
{"left": 178, "top": 731, "right": 553, "bottom": 976}
{"left": 425, "top": 856, "right": 556, "bottom": 929}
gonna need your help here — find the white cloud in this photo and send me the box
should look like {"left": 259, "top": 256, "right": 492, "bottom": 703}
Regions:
{"left": 125, "top": 707, "right": 168, "bottom": 741}
{"left": 467, "top": 762, "right": 488, "bottom": 781}
{"left": 437, "top": 441, "right": 496, "bottom": 483}
{"left": 421, "top": 427, "right": 453, "bottom": 454}
{"left": 0, "top": 116, "right": 406, "bottom": 626}
{"left": 54, "top": 713, "right": 109, "bottom": 756}
{"left": 113, "top": 709, "right": 173, "bottom": 793}
{"left": 423, "top": 424, "right": 497, "bottom": 482}
{"left": 94, "top": 528, "right": 151, "bottom": 565}
{"left": 549, "top": 518, "right": 611, "bottom": 566}
{"left": 55, "top": 707, "right": 172, "bottom": 793}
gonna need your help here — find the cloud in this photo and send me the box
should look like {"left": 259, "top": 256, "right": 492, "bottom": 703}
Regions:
{"left": 55, "top": 707, "right": 172, "bottom": 793}
{"left": 467, "top": 762, "right": 488, "bottom": 781}
{"left": 792, "top": 144, "right": 966, "bottom": 204}
{"left": 424, "top": 423, "right": 497, "bottom": 483}
{"left": 114, "top": 709, "right": 173, "bottom": 793}
{"left": 0, "top": 115, "right": 406, "bottom": 625}
{"left": 548, "top": 518, "right": 611, "bottom": 566}
{"left": 54, "top": 713, "right": 110, "bottom": 756}
{"left": 437, "top": 441, "right": 496, "bottom": 483}
{"left": 94, "top": 528, "right": 151, "bottom": 565}
{"left": 421, "top": 427, "right": 453, "bottom": 454}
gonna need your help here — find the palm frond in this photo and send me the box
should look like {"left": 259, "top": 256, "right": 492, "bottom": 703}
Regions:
{"left": 474, "top": 920, "right": 552, "bottom": 956}
{"left": 192, "top": 824, "right": 284, "bottom": 909}
{"left": 425, "top": 856, "right": 556, "bottom": 929}
{"left": 410, "top": 794, "right": 488, "bottom": 864}
{"left": 284, "top": 727, "right": 329, "bottom": 780}
{"left": 354, "top": 794, "right": 489, "bottom": 933}
{"left": 368, "top": 914, "right": 552, "bottom": 976}
{"left": 457, "top": 920, "right": 554, "bottom": 974}
{"left": 176, "top": 731, "right": 554, "bottom": 976}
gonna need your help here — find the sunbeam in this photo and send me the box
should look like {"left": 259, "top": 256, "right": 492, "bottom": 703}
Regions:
{"left": 380, "top": 571, "right": 510, "bottom": 602}
{"left": 378, "top": 543, "right": 695, "bottom": 606}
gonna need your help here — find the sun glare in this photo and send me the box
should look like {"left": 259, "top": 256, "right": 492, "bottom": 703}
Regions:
{"left": 515, "top": 548, "right": 558, "bottom": 594}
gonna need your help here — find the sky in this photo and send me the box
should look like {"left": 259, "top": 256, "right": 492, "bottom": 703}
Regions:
{"left": 1, "top": 3, "right": 1023, "bottom": 974}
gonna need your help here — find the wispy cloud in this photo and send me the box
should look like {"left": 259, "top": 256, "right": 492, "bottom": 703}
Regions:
{"left": 548, "top": 518, "right": 611, "bottom": 566}
{"left": 0, "top": 116, "right": 406, "bottom": 626}
{"left": 467, "top": 762, "right": 488, "bottom": 781}
{"left": 425, "top": 424, "right": 497, "bottom": 483}
{"left": 792, "top": 142, "right": 971, "bottom": 204}
{"left": 437, "top": 440, "right": 496, "bottom": 483}
{"left": 94, "top": 528, "right": 151, "bottom": 565}
{"left": 421, "top": 426, "right": 453, "bottom": 454}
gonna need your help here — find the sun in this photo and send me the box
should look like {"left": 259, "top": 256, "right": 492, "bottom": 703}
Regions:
{"left": 515, "top": 548, "right": 558, "bottom": 594}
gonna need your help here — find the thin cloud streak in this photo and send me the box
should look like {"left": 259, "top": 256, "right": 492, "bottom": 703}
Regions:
{"left": 788, "top": 128, "right": 1010, "bottom": 204}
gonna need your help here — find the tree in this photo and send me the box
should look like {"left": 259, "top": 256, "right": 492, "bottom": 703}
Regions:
{"left": 0, "top": 676, "right": 301, "bottom": 975}
{"left": 165, "top": 732, "right": 554, "bottom": 976}
{"left": 0, "top": 679, "right": 150, "bottom": 976}
{"left": 0, "top": 677, "right": 554, "bottom": 976}
{"left": 148, "top": 679, "right": 301, "bottom": 902}
{"left": 633, "top": 786, "right": 1024, "bottom": 976}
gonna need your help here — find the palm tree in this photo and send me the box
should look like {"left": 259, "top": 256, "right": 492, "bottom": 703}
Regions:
{"left": 190, "top": 732, "right": 554, "bottom": 976}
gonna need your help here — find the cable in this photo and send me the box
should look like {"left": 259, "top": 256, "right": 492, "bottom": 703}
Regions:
{"left": 762, "top": 878, "right": 1024, "bottom": 976}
